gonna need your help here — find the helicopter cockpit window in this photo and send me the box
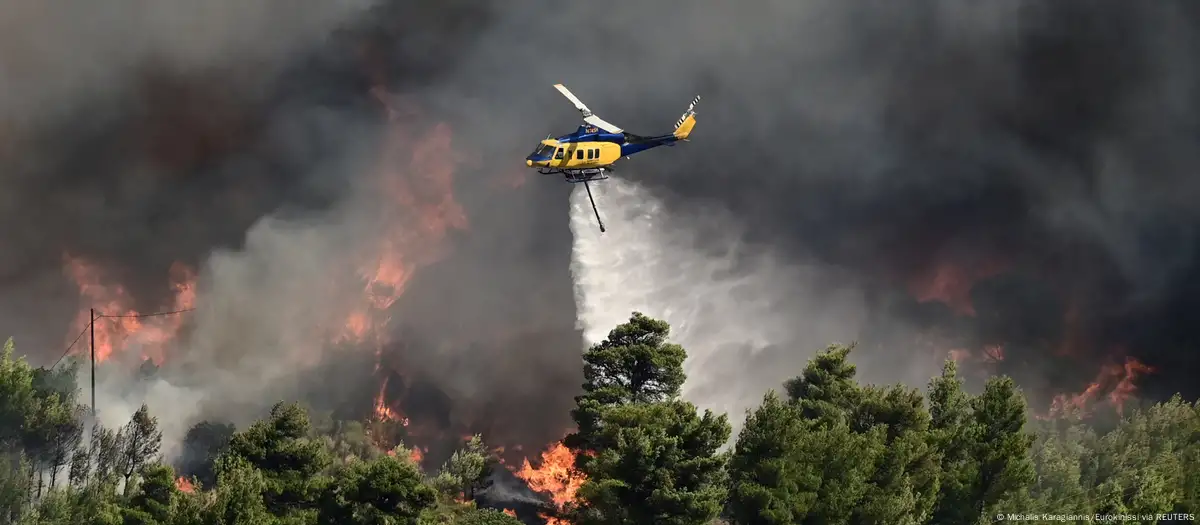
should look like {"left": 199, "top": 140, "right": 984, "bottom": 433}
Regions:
{"left": 533, "top": 144, "right": 555, "bottom": 158}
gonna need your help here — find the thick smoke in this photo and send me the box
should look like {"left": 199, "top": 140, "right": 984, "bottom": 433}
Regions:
{"left": 0, "top": 0, "right": 378, "bottom": 125}
{"left": 447, "top": 0, "right": 1200, "bottom": 408}
{"left": 0, "top": 0, "right": 582, "bottom": 457}
{"left": 4, "top": 0, "right": 1199, "bottom": 463}
{"left": 635, "top": 1, "right": 1200, "bottom": 403}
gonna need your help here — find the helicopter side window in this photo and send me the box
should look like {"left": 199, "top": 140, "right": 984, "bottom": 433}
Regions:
{"left": 554, "top": 149, "right": 564, "bottom": 160}
{"left": 576, "top": 150, "right": 583, "bottom": 160}
{"left": 586, "top": 149, "right": 594, "bottom": 160}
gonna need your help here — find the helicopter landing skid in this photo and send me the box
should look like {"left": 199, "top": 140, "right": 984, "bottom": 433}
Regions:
{"left": 537, "top": 167, "right": 612, "bottom": 183}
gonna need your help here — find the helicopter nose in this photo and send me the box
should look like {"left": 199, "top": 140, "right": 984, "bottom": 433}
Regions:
{"left": 526, "top": 159, "right": 533, "bottom": 167}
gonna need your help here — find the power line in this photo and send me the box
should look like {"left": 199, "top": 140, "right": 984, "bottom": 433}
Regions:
{"left": 96, "top": 307, "right": 195, "bottom": 319}
{"left": 56, "top": 306, "right": 197, "bottom": 434}
{"left": 50, "top": 323, "right": 91, "bottom": 369}
{"left": 47, "top": 307, "right": 196, "bottom": 368}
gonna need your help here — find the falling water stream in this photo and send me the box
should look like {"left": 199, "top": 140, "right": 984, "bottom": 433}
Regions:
{"left": 567, "top": 176, "right": 869, "bottom": 432}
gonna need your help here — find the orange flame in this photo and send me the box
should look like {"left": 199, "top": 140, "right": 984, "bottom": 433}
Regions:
{"left": 1048, "top": 356, "right": 1155, "bottom": 417}
{"left": 175, "top": 477, "right": 195, "bottom": 493}
{"left": 63, "top": 256, "right": 196, "bottom": 364}
{"left": 512, "top": 441, "right": 586, "bottom": 525}
{"left": 352, "top": 86, "right": 468, "bottom": 438}
{"left": 945, "top": 344, "right": 1004, "bottom": 367}
{"left": 503, "top": 509, "right": 518, "bottom": 518}
{"left": 382, "top": 445, "right": 427, "bottom": 467}
{"left": 373, "top": 376, "right": 408, "bottom": 426}
{"left": 909, "top": 259, "right": 1007, "bottom": 316}
{"left": 329, "top": 87, "right": 466, "bottom": 355}
{"left": 58, "top": 83, "right": 470, "bottom": 463}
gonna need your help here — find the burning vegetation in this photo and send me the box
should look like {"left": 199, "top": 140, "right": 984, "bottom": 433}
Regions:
{"left": 3, "top": 0, "right": 1200, "bottom": 523}
{"left": 902, "top": 256, "right": 1158, "bottom": 420}
{"left": 5, "top": 311, "right": 1198, "bottom": 524}
{"left": 62, "top": 257, "right": 197, "bottom": 365}
{"left": 510, "top": 441, "right": 586, "bottom": 525}
{"left": 28, "top": 48, "right": 589, "bottom": 520}
{"left": 18, "top": 48, "right": 1178, "bottom": 525}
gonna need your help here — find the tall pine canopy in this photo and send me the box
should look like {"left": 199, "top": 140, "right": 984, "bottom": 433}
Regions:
{"left": 566, "top": 312, "right": 730, "bottom": 525}
{"left": 0, "top": 317, "right": 1195, "bottom": 524}
{"left": 729, "top": 345, "right": 1038, "bottom": 525}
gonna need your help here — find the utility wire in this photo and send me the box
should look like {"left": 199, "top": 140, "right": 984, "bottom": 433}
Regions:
{"left": 47, "top": 307, "right": 196, "bottom": 368}
{"left": 50, "top": 323, "right": 91, "bottom": 369}
{"left": 97, "top": 307, "right": 195, "bottom": 318}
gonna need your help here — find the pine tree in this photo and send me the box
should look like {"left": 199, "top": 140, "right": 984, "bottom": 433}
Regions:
{"left": 432, "top": 435, "right": 493, "bottom": 501}
{"left": 224, "top": 402, "right": 331, "bottom": 518}
{"left": 118, "top": 405, "right": 163, "bottom": 497}
{"left": 566, "top": 313, "right": 729, "bottom": 525}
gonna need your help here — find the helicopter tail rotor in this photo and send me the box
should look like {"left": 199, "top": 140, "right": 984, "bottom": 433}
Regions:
{"left": 673, "top": 95, "right": 700, "bottom": 140}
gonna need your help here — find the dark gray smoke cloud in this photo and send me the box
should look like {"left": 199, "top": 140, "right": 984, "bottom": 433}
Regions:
{"left": 634, "top": 1, "right": 1200, "bottom": 402}
{"left": 442, "top": 0, "right": 1200, "bottom": 405}
{"left": 0, "top": 0, "right": 582, "bottom": 458}
{"left": 3, "top": 0, "right": 1197, "bottom": 462}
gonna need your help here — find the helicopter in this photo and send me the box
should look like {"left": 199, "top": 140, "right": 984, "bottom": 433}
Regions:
{"left": 525, "top": 84, "right": 700, "bottom": 232}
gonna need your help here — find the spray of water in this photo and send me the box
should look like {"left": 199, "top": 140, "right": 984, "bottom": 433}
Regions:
{"left": 568, "top": 176, "right": 869, "bottom": 432}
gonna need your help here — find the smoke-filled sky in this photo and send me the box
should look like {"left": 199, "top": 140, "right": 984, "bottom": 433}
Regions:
{"left": 1, "top": 0, "right": 1198, "bottom": 456}
{"left": 489, "top": 0, "right": 1200, "bottom": 406}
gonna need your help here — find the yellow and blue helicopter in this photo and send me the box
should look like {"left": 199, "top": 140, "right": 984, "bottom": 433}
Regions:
{"left": 525, "top": 84, "right": 700, "bottom": 232}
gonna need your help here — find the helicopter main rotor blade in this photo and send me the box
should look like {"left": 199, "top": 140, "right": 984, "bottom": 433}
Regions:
{"left": 583, "top": 115, "right": 623, "bottom": 134}
{"left": 553, "top": 84, "right": 624, "bottom": 133}
{"left": 554, "top": 84, "right": 591, "bottom": 114}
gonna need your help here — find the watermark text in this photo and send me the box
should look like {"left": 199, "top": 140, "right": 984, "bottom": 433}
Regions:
{"left": 996, "top": 513, "right": 1195, "bottom": 522}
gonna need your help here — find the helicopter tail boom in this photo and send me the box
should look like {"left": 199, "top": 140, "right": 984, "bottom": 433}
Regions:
{"left": 616, "top": 94, "right": 701, "bottom": 156}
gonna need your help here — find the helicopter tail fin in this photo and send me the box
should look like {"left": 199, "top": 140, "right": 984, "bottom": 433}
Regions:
{"left": 673, "top": 95, "right": 700, "bottom": 140}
